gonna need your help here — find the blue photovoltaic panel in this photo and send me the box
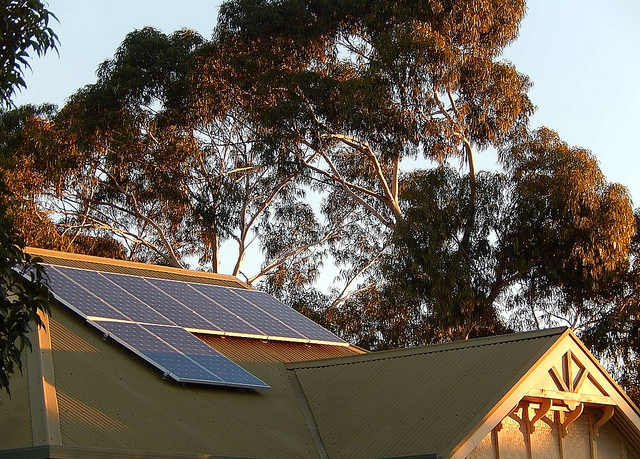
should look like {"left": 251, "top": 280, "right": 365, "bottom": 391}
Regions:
{"left": 234, "top": 289, "right": 346, "bottom": 344}
{"left": 91, "top": 320, "right": 225, "bottom": 384}
{"left": 91, "top": 320, "right": 268, "bottom": 388}
{"left": 101, "top": 272, "right": 221, "bottom": 332}
{"left": 191, "top": 283, "right": 307, "bottom": 341}
{"left": 41, "top": 261, "right": 348, "bottom": 389}
{"left": 51, "top": 267, "right": 173, "bottom": 325}
{"left": 45, "top": 266, "right": 129, "bottom": 321}
{"left": 146, "top": 324, "right": 269, "bottom": 388}
{"left": 145, "top": 278, "right": 264, "bottom": 336}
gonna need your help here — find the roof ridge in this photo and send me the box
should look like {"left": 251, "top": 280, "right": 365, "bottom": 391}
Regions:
{"left": 26, "top": 247, "right": 251, "bottom": 287}
{"left": 287, "top": 327, "right": 568, "bottom": 370}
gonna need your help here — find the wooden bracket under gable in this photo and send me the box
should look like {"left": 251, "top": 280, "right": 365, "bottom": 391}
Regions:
{"left": 561, "top": 402, "right": 584, "bottom": 437}
{"left": 529, "top": 398, "right": 552, "bottom": 433}
{"left": 592, "top": 405, "right": 615, "bottom": 438}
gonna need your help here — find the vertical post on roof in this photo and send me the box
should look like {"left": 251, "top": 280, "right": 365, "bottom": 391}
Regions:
{"left": 555, "top": 411, "right": 565, "bottom": 459}
{"left": 522, "top": 404, "right": 533, "bottom": 459}
{"left": 588, "top": 412, "right": 597, "bottom": 459}
{"left": 26, "top": 311, "right": 62, "bottom": 446}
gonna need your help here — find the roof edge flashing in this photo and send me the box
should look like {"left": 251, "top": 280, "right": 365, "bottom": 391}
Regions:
{"left": 286, "top": 327, "right": 568, "bottom": 370}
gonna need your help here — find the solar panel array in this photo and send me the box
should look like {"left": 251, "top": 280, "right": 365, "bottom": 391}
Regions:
{"left": 44, "top": 264, "right": 347, "bottom": 389}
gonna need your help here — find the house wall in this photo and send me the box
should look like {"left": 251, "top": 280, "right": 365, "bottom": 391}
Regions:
{"left": 0, "top": 351, "right": 33, "bottom": 449}
{"left": 468, "top": 406, "right": 639, "bottom": 459}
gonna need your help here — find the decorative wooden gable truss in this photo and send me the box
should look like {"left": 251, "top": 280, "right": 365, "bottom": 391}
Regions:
{"left": 463, "top": 329, "right": 640, "bottom": 459}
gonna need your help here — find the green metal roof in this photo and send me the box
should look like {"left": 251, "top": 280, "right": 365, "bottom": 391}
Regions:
{"left": 288, "top": 328, "right": 568, "bottom": 459}
{"left": 48, "top": 305, "right": 321, "bottom": 458}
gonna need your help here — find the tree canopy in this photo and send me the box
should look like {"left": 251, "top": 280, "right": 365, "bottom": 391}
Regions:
{"left": 334, "top": 128, "right": 635, "bottom": 348}
{"left": 2, "top": 0, "right": 640, "bottom": 400}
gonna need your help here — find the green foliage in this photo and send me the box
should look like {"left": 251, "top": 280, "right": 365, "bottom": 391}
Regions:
{"left": 580, "top": 209, "right": 640, "bottom": 404}
{"left": 2, "top": 26, "right": 335, "bottom": 285}
{"left": 209, "top": 0, "right": 535, "bottom": 308}
{"left": 0, "top": 0, "right": 58, "bottom": 397}
{"left": 0, "top": 0, "right": 58, "bottom": 107}
{"left": 501, "top": 128, "right": 635, "bottom": 329}
{"left": 0, "top": 179, "right": 54, "bottom": 396}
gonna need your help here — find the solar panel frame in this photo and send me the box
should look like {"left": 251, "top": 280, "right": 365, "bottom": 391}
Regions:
{"left": 231, "top": 289, "right": 347, "bottom": 345}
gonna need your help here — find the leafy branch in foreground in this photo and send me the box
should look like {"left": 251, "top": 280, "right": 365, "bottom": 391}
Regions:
{"left": 0, "top": 180, "right": 55, "bottom": 396}
{"left": 0, "top": 0, "right": 58, "bottom": 108}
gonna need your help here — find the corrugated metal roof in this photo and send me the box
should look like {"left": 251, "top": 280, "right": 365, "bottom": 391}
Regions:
{"left": 48, "top": 304, "right": 322, "bottom": 458}
{"left": 289, "top": 328, "right": 567, "bottom": 459}
{"left": 27, "top": 247, "right": 249, "bottom": 288}
{"left": 196, "top": 334, "right": 365, "bottom": 364}
{"left": 21, "top": 249, "right": 640, "bottom": 458}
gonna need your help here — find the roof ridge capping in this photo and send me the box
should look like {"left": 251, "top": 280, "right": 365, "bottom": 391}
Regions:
{"left": 25, "top": 247, "right": 251, "bottom": 287}
{"left": 287, "top": 327, "right": 569, "bottom": 370}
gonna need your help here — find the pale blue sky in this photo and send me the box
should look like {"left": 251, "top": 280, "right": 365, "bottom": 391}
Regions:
{"left": 14, "top": 0, "right": 640, "bottom": 206}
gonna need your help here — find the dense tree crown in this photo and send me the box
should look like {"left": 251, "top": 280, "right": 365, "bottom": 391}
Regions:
{"left": 1, "top": 0, "right": 639, "bottom": 399}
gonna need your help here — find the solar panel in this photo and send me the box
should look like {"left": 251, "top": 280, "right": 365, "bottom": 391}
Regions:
{"left": 91, "top": 320, "right": 268, "bottom": 388}
{"left": 233, "top": 289, "right": 346, "bottom": 344}
{"left": 147, "top": 324, "right": 269, "bottom": 388}
{"left": 46, "top": 266, "right": 129, "bottom": 321}
{"left": 145, "top": 277, "right": 265, "bottom": 337}
{"left": 101, "top": 273, "right": 222, "bottom": 333}
{"left": 90, "top": 320, "right": 223, "bottom": 384}
{"left": 46, "top": 264, "right": 346, "bottom": 345}
{"left": 190, "top": 283, "right": 307, "bottom": 341}
{"left": 41, "top": 261, "right": 348, "bottom": 390}
{"left": 50, "top": 267, "right": 174, "bottom": 325}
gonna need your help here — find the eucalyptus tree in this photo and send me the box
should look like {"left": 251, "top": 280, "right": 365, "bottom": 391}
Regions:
{"left": 4, "top": 2, "right": 638, "bottom": 371}
{"left": 499, "top": 128, "right": 636, "bottom": 332}
{"left": 3, "top": 27, "right": 342, "bottom": 286}
{"left": 587, "top": 210, "right": 640, "bottom": 403}
{"left": 329, "top": 129, "right": 636, "bottom": 348}
{"left": 212, "top": 0, "right": 534, "bottom": 300}
{"left": 214, "top": 1, "right": 639, "bottom": 353}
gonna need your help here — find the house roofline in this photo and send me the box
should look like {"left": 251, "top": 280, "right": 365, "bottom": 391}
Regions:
{"left": 286, "top": 327, "right": 568, "bottom": 370}
{"left": 25, "top": 247, "right": 252, "bottom": 289}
